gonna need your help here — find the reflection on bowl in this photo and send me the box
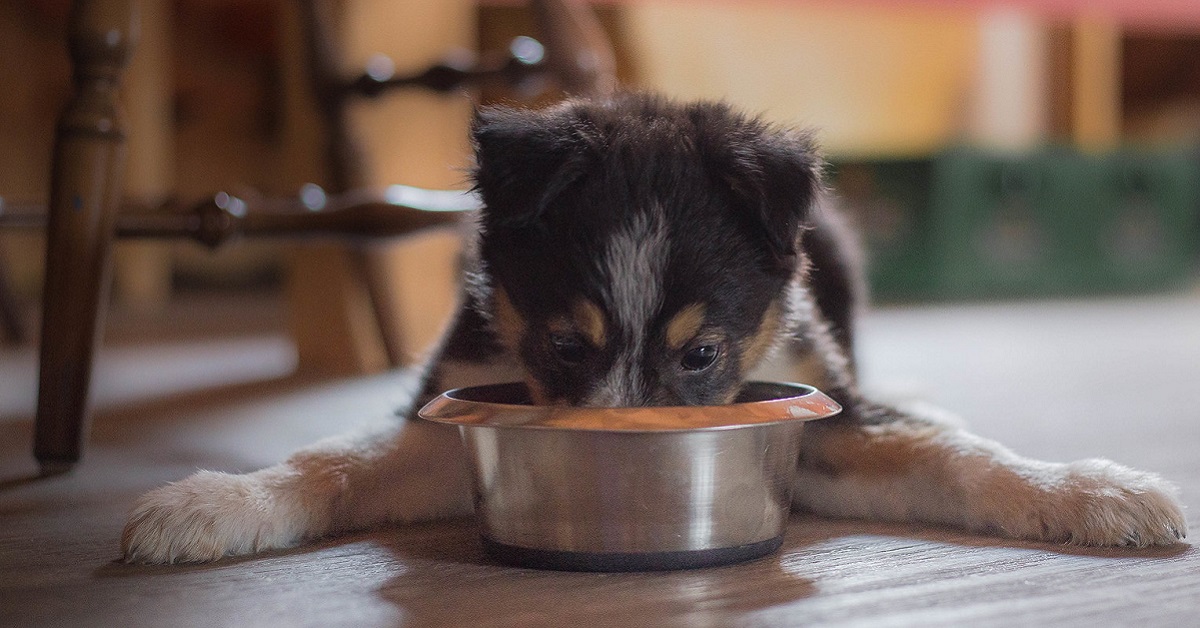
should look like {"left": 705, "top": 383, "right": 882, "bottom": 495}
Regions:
{"left": 418, "top": 381, "right": 841, "bottom": 572}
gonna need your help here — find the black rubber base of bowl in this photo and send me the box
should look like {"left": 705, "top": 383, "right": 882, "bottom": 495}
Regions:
{"left": 482, "top": 535, "right": 783, "bottom": 572}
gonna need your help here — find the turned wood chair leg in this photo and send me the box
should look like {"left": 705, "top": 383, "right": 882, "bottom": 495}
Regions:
{"left": 0, "top": 251, "right": 24, "bottom": 344}
{"left": 34, "top": 0, "right": 136, "bottom": 473}
{"left": 297, "top": 0, "right": 410, "bottom": 368}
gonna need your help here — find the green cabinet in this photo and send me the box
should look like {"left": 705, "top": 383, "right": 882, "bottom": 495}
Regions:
{"left": 829, "top": 147, "right": 1200, "bottom": 301}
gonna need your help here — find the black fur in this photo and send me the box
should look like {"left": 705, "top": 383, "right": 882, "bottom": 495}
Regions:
{"left": 445, "top": 93, "right": 839, "bottom": 407}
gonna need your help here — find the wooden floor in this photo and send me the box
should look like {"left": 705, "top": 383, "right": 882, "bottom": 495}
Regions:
{"left": 1, "top": 290, "right": 1198, "bottom": 627}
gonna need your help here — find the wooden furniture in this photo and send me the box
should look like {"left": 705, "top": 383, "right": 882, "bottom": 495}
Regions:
{"left": 33, "top": 1, "right": 135, "bottom": 475}
{"left": 12, "top": 0, "right": 614, "bottom": 474}
{"left": 0, "top": 244, "right": 22, "bottom": 345}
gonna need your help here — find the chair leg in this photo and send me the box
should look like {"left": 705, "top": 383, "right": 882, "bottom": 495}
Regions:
{"left": 296, "top": 0, "right": 409, "bottom": 369}
{"left": 34, "top": 0, "right": 136, "bottom": 473}
{"left": 0, "top": 250, "right": 24, "bottom": 344}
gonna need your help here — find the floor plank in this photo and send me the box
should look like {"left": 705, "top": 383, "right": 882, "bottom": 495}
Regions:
{"left": 1, "top": 291, "right": 1198, "bottom": 627}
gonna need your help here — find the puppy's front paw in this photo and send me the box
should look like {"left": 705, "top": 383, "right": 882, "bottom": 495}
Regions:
{"left": 1001, "top": 459, "right": 1187, "bottom": 547}
{"left": 122, "top": 469, "right": 313, "bottom": 564}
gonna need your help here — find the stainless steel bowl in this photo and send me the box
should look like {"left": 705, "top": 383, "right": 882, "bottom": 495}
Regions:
{"left": 418, "top": 381, "right": 841, "bottom": 571}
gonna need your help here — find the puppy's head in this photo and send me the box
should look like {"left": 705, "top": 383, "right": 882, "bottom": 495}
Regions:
{"left": 471, "top": 94, "right": 822, "bottom": 407}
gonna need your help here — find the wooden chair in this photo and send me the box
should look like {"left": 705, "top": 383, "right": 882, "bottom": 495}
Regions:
{"left": 10, "top": 0, "right": 614, "bottom": 474}
{"left": 0, "top": 242, "right": 23, "bottom": 345}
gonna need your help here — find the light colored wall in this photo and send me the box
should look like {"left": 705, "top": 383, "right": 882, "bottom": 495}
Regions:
{"left": 622, "top": 2, "right": 981, "bottom": 158}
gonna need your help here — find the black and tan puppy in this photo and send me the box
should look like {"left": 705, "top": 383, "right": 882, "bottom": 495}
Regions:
{"left": 122, "top": 94, "right": 1186, "bottom": 563}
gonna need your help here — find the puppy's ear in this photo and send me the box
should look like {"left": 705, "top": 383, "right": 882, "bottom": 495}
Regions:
{"left": 714, "top": 121, "right": 823, "bottom": 270}
{"left": 471, "top": 105, "right": 591, "bottom": 227}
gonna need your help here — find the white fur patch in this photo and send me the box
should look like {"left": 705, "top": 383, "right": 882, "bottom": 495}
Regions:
{"left": 602, "top": 210, "right": 669, "bottom": 334}
{"left": 122, "top": 418, "right": 473, "bottom": 564}
{"left": 121, "top": 467, "right": 320, "bottom": 564}
{"left": 584, "top": 362, "right": 641, "bottom": 407}
{"left": 792, "top": 419, "right": 1187, "bottom": 547}
{"left": 588, "top": 210, "right": 669, "bottom": 406}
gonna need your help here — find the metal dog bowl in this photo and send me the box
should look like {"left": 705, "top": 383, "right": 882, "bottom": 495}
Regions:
{"left": 418, "top": 381, "right": 841, "bottom": 571}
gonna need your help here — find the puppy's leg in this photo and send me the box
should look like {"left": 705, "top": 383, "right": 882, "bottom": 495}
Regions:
{"left": 122, "top": 300, "right": 520, "bottom": 564}
{"left": 787, "top": 233, "right": 1184, "bottom": 547}
{"left": 121, "top": 413, "right": 471, "bottom": 564}
{"left": 801, "top": 199, "right": 866, "bottom": 368}
{"left": 793, "top": 401, "right": 1188, "bottom": 547}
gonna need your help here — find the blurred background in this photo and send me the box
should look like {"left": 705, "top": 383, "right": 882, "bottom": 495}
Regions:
{"left": 3, "top": 4, "right": 1200, "bottom": 621}
{"left": 1, "top": 0, "right": 1199, "bottom": 388}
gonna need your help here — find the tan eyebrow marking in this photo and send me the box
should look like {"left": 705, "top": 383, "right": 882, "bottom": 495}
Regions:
{"left": 573, "top": 300, "right": 607, "bottom": 348}
{"left": 740, "top": 299, "right": 782, "bottom": 371}
{"left": 665, "top": 303, "right": 707, "bottom": 350}
{"left": 492, "top": 288, "right": 526, "bottom": 350}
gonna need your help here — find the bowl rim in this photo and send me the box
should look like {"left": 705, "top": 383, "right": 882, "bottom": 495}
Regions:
{"left": 417, "top": 380, "right": 842, "bottom": 432}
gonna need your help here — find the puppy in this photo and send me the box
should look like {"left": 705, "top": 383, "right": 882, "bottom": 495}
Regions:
{"left": 122, "top": 94, "right": 1186, "bottom": 563}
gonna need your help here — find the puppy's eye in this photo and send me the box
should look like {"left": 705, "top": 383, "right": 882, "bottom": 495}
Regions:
{"left": 550, "top": 334, "right": 589, "bottom": 364}
{"left": 681, "top": 345, "right": 719, "bottom": 371}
